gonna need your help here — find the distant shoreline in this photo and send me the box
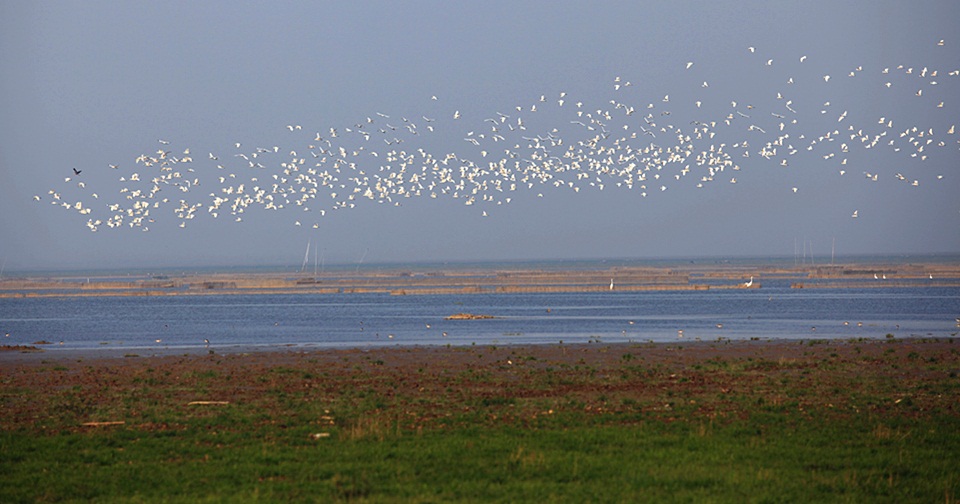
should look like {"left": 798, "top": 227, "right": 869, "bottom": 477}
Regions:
{"left": 4, "top": 253, "right": 960, "bottom": 279}
{"left": 0, "top": 335, "right": 950, "bottom": 364}
{"left": 2, "top": 259, "right": 959, "bottom": 299}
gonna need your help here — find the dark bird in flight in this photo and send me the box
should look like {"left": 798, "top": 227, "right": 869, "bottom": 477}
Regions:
{"left": 72, "top": 168, "right": 81, "bottom": 175}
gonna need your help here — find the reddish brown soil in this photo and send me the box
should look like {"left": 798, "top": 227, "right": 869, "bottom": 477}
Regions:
{"left": 3, "top": 338, "right": 958, "bottom": 435}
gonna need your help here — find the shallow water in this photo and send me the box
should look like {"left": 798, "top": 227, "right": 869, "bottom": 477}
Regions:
{"left": 2, "top": 279, "right": 958, "bottom": 354}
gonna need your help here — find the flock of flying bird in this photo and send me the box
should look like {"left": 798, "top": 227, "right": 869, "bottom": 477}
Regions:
{"left": 39, "top": 41, "right": 957, "bottom": 233}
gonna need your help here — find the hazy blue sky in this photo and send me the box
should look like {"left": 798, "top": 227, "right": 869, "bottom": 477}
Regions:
{"left": 2, "top": 1, "right": 958, "bottom": 272}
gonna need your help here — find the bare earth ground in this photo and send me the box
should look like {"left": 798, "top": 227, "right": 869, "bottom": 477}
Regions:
{"left": 2, "top": 338, "right": 958, "bottom": 433}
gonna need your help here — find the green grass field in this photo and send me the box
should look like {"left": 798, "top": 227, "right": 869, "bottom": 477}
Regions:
{"left": 4, "top": 417, "right": 959, "bottom": 502}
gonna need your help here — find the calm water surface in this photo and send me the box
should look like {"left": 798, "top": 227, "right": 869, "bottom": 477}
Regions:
{"left": 2, "top": 279, "right": 958, "bottom": 354}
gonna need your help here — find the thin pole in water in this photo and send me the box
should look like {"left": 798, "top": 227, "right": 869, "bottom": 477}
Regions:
{"left": 300, "top": 239, "right": 311, "bottom": 274}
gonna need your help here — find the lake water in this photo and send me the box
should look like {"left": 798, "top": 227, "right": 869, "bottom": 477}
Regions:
{"left": 2, "top": 278, "right": 958, "bottom": 354}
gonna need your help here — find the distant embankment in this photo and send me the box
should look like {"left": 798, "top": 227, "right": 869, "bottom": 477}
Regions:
{"left": 1, "top": 262, "right": 957, "bottom": 298}
{"left": 792, "top": 281, "right": 960, "bottom": 289}
{"left": 389, "top": 283, "right": 757, "bottom": 295}
{"left": 789, "top": 263, "right": 960, "bottom": 288}
{"left": 0, "top": 267, "right": 756, "bottom": 298}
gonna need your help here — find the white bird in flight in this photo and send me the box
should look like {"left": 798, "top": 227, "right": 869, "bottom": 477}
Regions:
{"left": 43, "top": 39, "right": 955, "bottom": 234}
